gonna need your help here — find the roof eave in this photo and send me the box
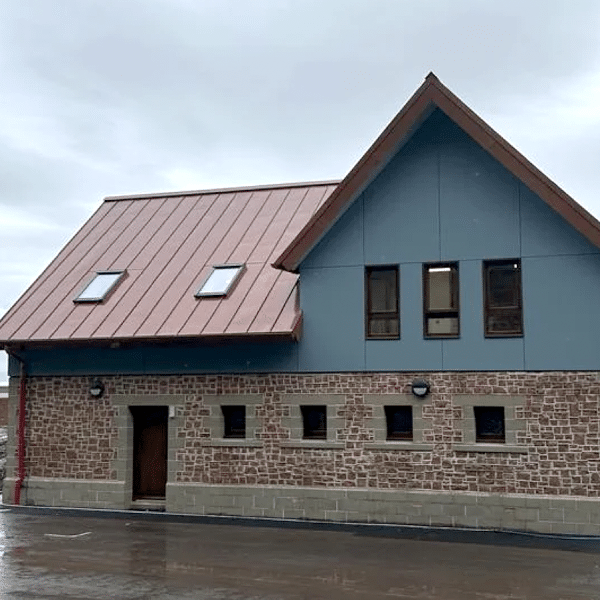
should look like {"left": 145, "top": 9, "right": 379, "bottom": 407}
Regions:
{"left": 0, "top": 330, "right": 300, "bottom": 352}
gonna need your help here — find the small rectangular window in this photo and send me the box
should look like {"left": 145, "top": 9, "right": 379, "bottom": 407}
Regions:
{"left": 423, "top": 263, "right": 459, "bottom": 337}
{"left": 365, "top": 266, "right": 399, "bottom": 339}
{"left": 474, "top": 406, "right": 505, "bottom": 443}
{"left": 222, "top": 405, "right": 246, "bottom": 438}
{"left": 74, "top": 271, "right": 125, "bottom": 302}
{"left": 196, "top": 264, "right": 244, "bottom": 297}
{"left": 483, "top": 260, "right": 523, "bottom": 337}
{"left": 384, "top": 406, "right": 413, "bottom": 440}
{"left": 301, "top": 405, "right": 327, "bottom": 439}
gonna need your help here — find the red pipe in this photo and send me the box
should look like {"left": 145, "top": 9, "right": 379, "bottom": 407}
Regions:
{"left": 13, "top": 361, "right": 26, "bottom": 505}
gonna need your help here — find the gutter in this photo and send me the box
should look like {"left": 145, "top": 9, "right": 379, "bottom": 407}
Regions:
{"left": 8, "top": 351, "right": 27, "bottom": 505}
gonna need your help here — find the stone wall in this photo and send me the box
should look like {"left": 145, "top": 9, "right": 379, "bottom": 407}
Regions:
{"left": 7, "top": 371, "right": 600, "bottom": 533}
{"left": 0, "top": 385, "right": 8, "bottom": 427}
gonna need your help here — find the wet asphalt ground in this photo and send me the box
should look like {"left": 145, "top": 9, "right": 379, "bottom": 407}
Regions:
{"left": 1, "top": 509, "right": 600, "bottom": 599}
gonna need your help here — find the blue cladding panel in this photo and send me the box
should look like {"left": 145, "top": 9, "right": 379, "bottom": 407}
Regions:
{"left": 363, "top": 133, "right": 440, "bottom": 264}
{"left": 295, "top": 109, "right": 600, "bottom": 372}
{"left": 520, "top": 184, "right": 600, "bottom": 257}
{"left": 439, "top": 126, "right": 520, "bottom": 260}
{"left": 301, "top": 198, "right": 364, "bottom": 268}
{"left": 14, "top": 342, "right": 298, "bottom": 376}
{"left": 523, "top": 254, "right": 600, "bottom": 370}
{"left": 297, "top": 266, "right": 365, "bottom": 371}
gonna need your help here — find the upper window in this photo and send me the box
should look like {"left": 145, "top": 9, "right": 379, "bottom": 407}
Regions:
{"left": 74, "top": 271, "right": 125, "bottom": 302}
{"left": 483, "top": 260, "right": 523, "bottom": 337}
{"left": 365, "top": 266, "right": 399, "bottom": 339}
{"left": 196, "top": 264, "right": 244, "bottom": 297}
{"left": 423, "top": 263, "right": 459, "bottom": 338}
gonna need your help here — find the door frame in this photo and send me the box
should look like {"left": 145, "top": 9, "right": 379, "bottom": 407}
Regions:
{"left": 111, "top": 394, "right": 184, "bottom": 509}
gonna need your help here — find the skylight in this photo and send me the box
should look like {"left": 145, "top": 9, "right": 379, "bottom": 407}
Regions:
{"left": 196, "top": 265, "right": 244, "bottom": 297}
{"left": 74, "top": 271, "right": 125, "bottom": 302}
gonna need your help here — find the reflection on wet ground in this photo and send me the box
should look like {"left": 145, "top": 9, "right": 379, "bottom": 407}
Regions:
{"left": 1, "top": 510, "right": 600, "bottom": 599}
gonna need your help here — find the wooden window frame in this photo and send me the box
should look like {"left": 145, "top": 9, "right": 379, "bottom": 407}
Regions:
{"left": 483, "top": 259, "right": 523, "bottom": 338}
{"left": 384, "top": 405, "right": 413, "bottom": 441}
{"left": 474, "top": 406, "right": 505, "bottom": 443}
{"left": 301, "top": 405, "right": 327, "bottom": 440}
{"left": 221, "top": 405, "right": 246, "bottom": 439}
{"left": 423, "top": 262, "right": 459, "bottom": 338}
{"left": 365, "top": 265, "right": 400, "bottom": 340}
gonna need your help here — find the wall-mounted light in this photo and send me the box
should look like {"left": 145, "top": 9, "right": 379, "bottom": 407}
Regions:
{"left": 89, "top": 379, "right": 105, "bottom": 398}
{"left": 411, "top": 379, "right": 430, "bottom": 398}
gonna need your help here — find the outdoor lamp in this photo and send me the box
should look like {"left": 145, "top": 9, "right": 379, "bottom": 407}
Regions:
{"left": 89, "top": 379, "right": 105, "bottom": 398}
{"left": 411, "top": 379, "right": 430, "bottom": 398}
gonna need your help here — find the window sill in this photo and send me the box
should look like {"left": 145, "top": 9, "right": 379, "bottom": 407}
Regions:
{"left": 205, "top": 439, "right": 263, "bottom": 448}
{"left": 484, "top": 333, "right": 524, "bottom": 338}
{"left": 368, "top": 442, "right": 433, "bottom": 451}
{"left": 453, "top": 443, "right": 528, "bottom": 453}
{"left": 280, "top": 441, "right": 344, "bottom": 450}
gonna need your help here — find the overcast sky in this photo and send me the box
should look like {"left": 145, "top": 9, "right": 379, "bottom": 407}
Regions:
{"left": 2, "top": 0, "right": 600, "bottom": 382}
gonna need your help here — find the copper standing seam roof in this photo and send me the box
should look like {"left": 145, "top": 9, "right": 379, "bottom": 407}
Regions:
{"left": 273, "top": 72, "right": 600, "bottom": 272}
{"left": 0, "top": 182, "right": 338, "bottom": 346}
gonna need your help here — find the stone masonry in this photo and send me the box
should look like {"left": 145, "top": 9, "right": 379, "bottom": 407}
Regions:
{"left": 4, "top": 371, "right": 600, "bottom": 534}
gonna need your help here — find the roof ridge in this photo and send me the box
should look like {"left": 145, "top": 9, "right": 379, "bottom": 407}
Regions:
{"left": 104, "top": 180, "right": 341, "bottom": 202}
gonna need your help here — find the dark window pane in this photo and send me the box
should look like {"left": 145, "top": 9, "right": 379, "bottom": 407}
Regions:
{"left": 385, "top": 406, "right": 413, "bottom": 440}
{"left": 222, "top": 405, "right": 246, "bottom": 438}
{"left": 366, "top": 266, "right": 399, "bottom": 339}
{"left": 368, "top": 317, "right": 399, "bottom": 337}
{"left": 486, "top": 310, "right": 522, "bottom": 334}
{"left": 301, "top": 405, "right": 327, "bottom": 439}
{"left": 484, "top": 260, "right": 522, "bottom": 337}
{"left": 488, "top": 266, "right": 519, "bottom": 308}
{"left": 369, "top": 271, "right": 396, "bottom": 312}
{"left": 474, "top": 406, "right": 505, "bottom": 443}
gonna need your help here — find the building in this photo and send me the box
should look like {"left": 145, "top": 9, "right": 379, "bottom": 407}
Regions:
{"left": 2, "top": 73, "right": 600, "bottom": 534}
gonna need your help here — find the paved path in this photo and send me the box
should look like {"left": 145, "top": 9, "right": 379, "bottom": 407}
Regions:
{"left": 1, "top": 510, "right": 600, "bottom": 599}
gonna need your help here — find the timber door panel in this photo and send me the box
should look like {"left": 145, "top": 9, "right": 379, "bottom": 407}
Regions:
{"left": 131, "top": 406, "right": 168, "bottom": 499}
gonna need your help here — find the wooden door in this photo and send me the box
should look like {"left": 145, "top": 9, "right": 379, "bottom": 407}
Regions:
{"left": 131, "top": 406, "right": 168, "bottom": 499}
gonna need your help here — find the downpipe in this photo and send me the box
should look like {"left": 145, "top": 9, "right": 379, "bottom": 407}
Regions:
{"left": 12, "top": 355, "right": 27, "bottom": 505}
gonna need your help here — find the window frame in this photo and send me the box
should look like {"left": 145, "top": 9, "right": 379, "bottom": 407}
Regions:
{"left": 423, "top": 262, "right": 460, "bottom": 338}
{"left": 281, "top": 394, "right": 344, "bottom": 449}
{"left": 452, "top": 394, "right": 528, "bottom": 453}
{"left": 365, "top": 265, "right": 400, "bottom": 340}
{"left": 203, "top": 394, "right": 263, "bottom": 447}
{"left": 483, "top": 259, "right": 523, "bottom": 338}
{"left": 384, "top": 405, "right": 413, "bottom": 441}
{"left": 195, "top": 264, "right": 245, "bottom": 298}
{"left": 74, "top": 270, "right": 126, "bottom": 303}
{"left": 474, "top": 406, "right": 505, "bottom": 443}
{"left": 301, "top": 405, "right": 327, "bottom": 440}
{"left": 221, "top": 405, "right": 246, "bottom": 439}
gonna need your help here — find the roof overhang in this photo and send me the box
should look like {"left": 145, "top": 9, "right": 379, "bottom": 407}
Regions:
{"left": 273, "top": 72, "right": 600, "bottom": 273}
{"left": 0, "top": 322, "right": 303, "bottom": 354}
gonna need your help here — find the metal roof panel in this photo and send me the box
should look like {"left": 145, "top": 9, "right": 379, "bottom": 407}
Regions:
{"left": 0, "top": 181, "right": 334, "bottom": 345}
